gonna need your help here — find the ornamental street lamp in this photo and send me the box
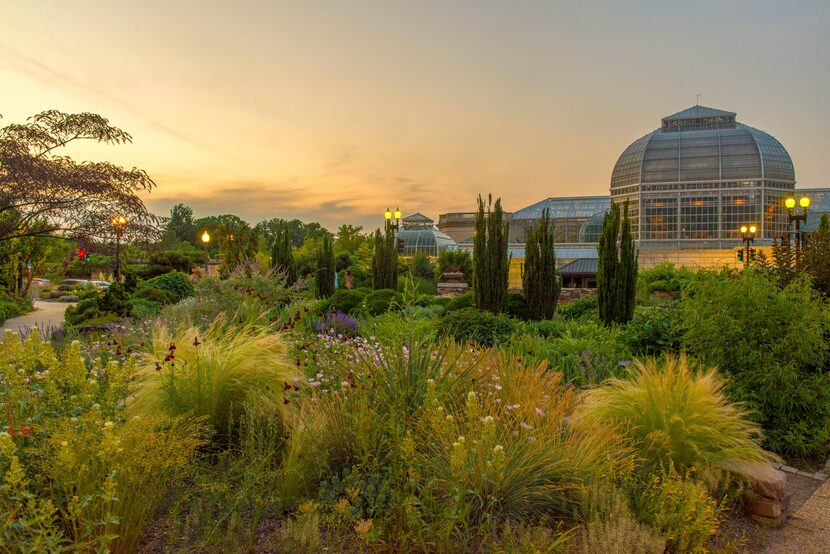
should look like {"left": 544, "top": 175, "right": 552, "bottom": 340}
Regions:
{"left": 384, "top": 207, "right": 402, "bottom": 231}
{"left": 740, "top": 225, "right": 757, "bottom": 266}
{"left": 111, "top": 215, "right": 127, "bottom": 281}
{"left": 785, "top": 195, "right": 810, "bottom": 263}
{"left": 201, "top": 231, "right": 211, "bottom": 275}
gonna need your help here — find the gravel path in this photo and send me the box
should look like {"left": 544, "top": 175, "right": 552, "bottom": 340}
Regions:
{"left": 0, "top": 300, "right": 72, "bottom": 338}
{"left": 762, "top": 479, "right": 830, "bottom": 553}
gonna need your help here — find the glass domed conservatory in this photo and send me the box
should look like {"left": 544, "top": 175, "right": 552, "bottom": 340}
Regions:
{"left": 611, "top": 106, "right": 795, "bottom": 246}
{"left": 397, "top": 213, "right": 457, "bottom": 256}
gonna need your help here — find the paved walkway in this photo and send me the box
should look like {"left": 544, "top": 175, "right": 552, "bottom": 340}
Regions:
{"left": 763, "top": 479, "right": 830, "bottom": 553}
{"left": 1, "top": 300, "right": 72, "bottom": 338}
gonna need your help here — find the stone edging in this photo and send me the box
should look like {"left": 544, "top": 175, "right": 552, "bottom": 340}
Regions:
{"left": 773, "top": 463, "right": 828, "bottom": 482}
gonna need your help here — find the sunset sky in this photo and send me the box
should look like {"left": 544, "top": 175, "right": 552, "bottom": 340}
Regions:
{"left": 2, "top": 1, "right": 828, "bottom": 231}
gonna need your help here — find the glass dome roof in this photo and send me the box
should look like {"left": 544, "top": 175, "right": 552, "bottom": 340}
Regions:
{"left": 611, "top": 106, "right": 795, "bottom": 189}
{"left": 397, "top": 226, "right": 457, "bottom": 256}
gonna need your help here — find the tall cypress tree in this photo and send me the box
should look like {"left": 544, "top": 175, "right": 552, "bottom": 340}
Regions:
{"left": 270, "top": 222, "right": 296, "bottom": 284}
{"left": 597, "top": 200, "right": 637, "bottom": 326}
{"left": 618, "top": 201, "right": 638, "bottom": 323}
{"left": 315, "top": 234, "right": 335, "bottom": 298}
{"left": 522, "top": 208, "right": 560, "bottom": 319}
{"left": 371, "top": 222, "right": 398, "bottom": 289}
{"left": 473, "top": 195, "right": 510, "bottom": 313}
{"left": 597, "top": 203, "right": 620, "bottom": 326}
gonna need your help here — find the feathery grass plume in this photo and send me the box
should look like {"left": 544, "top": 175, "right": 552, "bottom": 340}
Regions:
{"left": 580, "top": 356, "right": 778, "bottom": 485}
{"left": 577, "top": 514, "right": 665, "bottom": 554}
{"left": 129, "top": 318, "right": 299, "bottom": 441}
{"left": 419, "top": 354, "right": 628, "bottom": 527}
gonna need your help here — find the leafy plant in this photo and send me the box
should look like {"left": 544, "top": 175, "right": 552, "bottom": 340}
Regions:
{"left": 438, "top": 308, "right": 516, "bottom": 347}
{"left": 141, "top": 270, "right": 195, "bottom": 302}
{"left": 364, "top": 288, "right": 402, "bottom": 316}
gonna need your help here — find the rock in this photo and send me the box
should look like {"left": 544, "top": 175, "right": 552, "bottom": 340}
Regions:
{"left": 748, "top": 492, "right": 782, "bottom": 518}
{"left": 752, "top": 468, "right": 787, "bottom": 499}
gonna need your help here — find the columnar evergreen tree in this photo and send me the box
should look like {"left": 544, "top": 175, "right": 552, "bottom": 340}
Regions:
{"left": 522, "top": 208, "right": 560, "bottom": 319}
{"left": 597, "top": 200, "right": 637, "bottom": 326}
{"left": 315, "top": 234, "right": 335, "bottom": 298}
{"left": 473, "top": 195, "right": 510, "bottom": 313}
{"left": 270, "top": 222, "right": 296, "bottom": 284}
{"left": 371, "top": 222, "right": 398, "bottom": 289}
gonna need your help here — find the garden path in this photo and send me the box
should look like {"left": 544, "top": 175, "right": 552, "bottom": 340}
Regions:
{"left": 0, "top": 300, "right": 72, "bottom": 338}
{"left": 762, "top": 479, "right": 830, "bottom": 553}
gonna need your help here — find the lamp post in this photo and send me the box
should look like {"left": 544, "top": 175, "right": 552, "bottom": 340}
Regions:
{"left": 384, "top": 207, "right": 402, "bottom": 231}
{"left": 201, "top": 231, "right": 211, "bottom": 276}
{"left": 785, "top": 195, "right": 810, "bottom": 264}
{"left": 111, "top": 215, "right": 127, "bottom": 281}
{"left": 740, "top": 225, "right": 756, "bottom": 266}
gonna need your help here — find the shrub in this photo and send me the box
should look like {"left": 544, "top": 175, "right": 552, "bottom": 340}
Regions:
{"left": 581, "top": 357, "right": 777, "bottom": 482}
{"left": 443, "top": 291, "right": 474, "bottom": 313}
{"left": 558, "top": 295, "right": 598, "bottom": 320}
{"left": 131, "top": 297, "right": 162, "bottom": 318}
{"left": 0, "top": 330, "right": 206, "bottom": 552}
{"left": 637, "top": 262, "right": 694, "bottom": 296}
{"left": 628, "top": 468, "right": 722, "bottom": 552}
{"left": 505, "top": 291, "right": 531, "bottom": 321}
{"left": 130, "top": 320, "right": 299, "bottom": 441}
{"left": 621, "top": 305, "right": 683, "bottom": 355}
{"left": 0, "top": 295, "right": 30, "bottom": 324}
{"left": 414, "top": 295, "right": 452, "bottom": 309}
{"left": 321, "top": 289, "right": 369, "bottom": 315}
{"left": 98, "top": 282, "right": 132, "bottom": 317}
{"left": 364, "top": 289, "right": 402, "bottom": 316}
{"left": 438, "top": 308, "right": 516, "bottom": 347}
{"left": 508, "top": 320, "right": 629, "bottom": 387}
{"left": 133, "top": 286, "right": 176, "bottom": 305}
{"left": 682, "top": 270, "right": 830, "bottom": 456}
{"left": 140, "top": 271, "right": 194, "bottom": 302}
{"left": 407, "top": 252, "right": 436, "bottom": 282}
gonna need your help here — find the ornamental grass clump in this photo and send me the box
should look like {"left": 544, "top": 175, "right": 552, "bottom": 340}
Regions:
{"left": 418, "top": 357, "right": 628, "bottom": 531}
{"left": 580, "top": 356, "right": 778, "bottom": 485}
{"left": 131, "top": 318, "right": 299, "bottom": 440}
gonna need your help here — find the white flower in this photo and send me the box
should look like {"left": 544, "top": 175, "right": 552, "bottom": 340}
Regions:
{"left": 482, "top": 415, "right": 494, "bottom": 425}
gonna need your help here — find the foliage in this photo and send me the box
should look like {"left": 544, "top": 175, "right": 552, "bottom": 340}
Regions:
{"left": 0, "top": 110, "right": 158, "bottom": 242}
{"left": 577, "top": 513, "right": 666, "bottom": 554}
{"left": 558, "top": 295, "right": 598, "bottom": 320}
{"left": 0, "top": 330, "right": 206, "bottom": 551}
{"left": 131, "top": 320, "right": 298, "bottom": 441}
{"left": 166, "top": 203, "right": 197, "bottom": 243}
{"left": 407, "top": 252, "right": 436, "bottom": 282}
{"left": 597, "top": 201, "right": 637, "bottom": 326}
{"left": 637, "top": 262, "right": 694, "bottom": 297}
{"left": 438, "top": 308, "right": 516, "bottom": 347}
{"left": 435, "top": 248, "right": 473, "bottom": 282}
{"left": 417, "top": 358, "right": 627, "bottom": 539}
{"left": 371, "top": 223, "right": 398, "bottom": 290}
{"left": 505, "top": 291, "right": 531, "bottom": 320}
{"left": 338, "top": 264, "right": 371, "bottom": 290}
{"left": 316, "top": 234, "right": 336, "bottom": 299}
{"left": 682, "top": 270, "right": 830, "bottom": 456}
{"left": 133, "top": 286, "right": 176, "bottom": 305}
{"left": 130, "top": 297, "right": 162, "bottom": 318}
{"left": 98, "top": 282, "right": 130, "bottom": 318}
{"left": 628, "top": 468, "right": 723, "bottom": 553}
{"left": 508, "top": 320, "right": 629, "bottom": 387}
{"left": 315, "top": 312, "right": 360, "bottom": 337}
{"left": 160, "top": 273, "right": 293, "bottom": 327}
{"left": 364, "top": 288, "right": 402, "bottom": 316}
{"left": 621, "top": 305, "right": 683, "bottom": 355}
{"left": 581, "top": 357, "right": 778, "bottom": 483}
{"left": 522, "top": 208, "right": 561, "bottom": 319}
{"left": 271, "top": 220, "right": 297, "bottom": 284}
{"left": 321, "top": 288, "right": 369, "bottom": 315}
{"left": 0, "top": 294, "right": 30, "bottom": 324}
{"left": 806, "top": 213, "right": 830, "bottom": 296}
{"left": 473, "top": 195, "right": 510, "bottom": 313}
{"left": 443, "top": 290, "right": 474, "bottom": 313}
{"left": 140, "top": 270, "right": 195, "bottom": 302}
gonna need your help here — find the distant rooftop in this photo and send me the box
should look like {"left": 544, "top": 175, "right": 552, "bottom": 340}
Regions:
{"left": 661, "top": 105, "right": 737, "bottom": 132}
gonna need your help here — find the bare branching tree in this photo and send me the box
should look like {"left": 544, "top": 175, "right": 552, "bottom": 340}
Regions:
{"left": 0, "top": 110, "right": 160, "bottom": 243}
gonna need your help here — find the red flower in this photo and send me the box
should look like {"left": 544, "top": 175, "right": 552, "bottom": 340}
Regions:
{"left": 21, "top": 426, "right": 31, "bottom": 435}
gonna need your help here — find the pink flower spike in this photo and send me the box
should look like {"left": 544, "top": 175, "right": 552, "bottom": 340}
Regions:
{"left": 535, "top": 407, "right": 546, "bottom": 417}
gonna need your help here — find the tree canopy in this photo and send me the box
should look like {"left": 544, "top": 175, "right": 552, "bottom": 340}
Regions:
{"left": 0, "top": 110, "right": 158, "bottom": 242}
